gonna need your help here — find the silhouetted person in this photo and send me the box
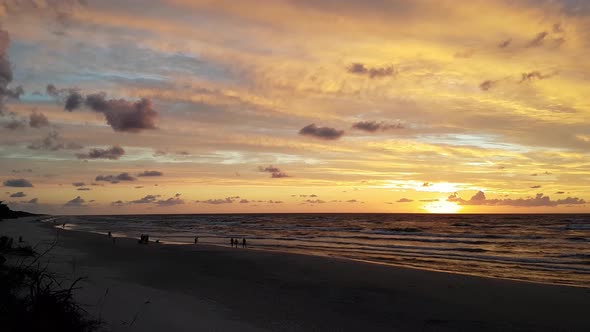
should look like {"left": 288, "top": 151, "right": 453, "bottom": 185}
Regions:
{"left": 194, "top": 236, "right": 198, "bottom": 244}
{"left": 108, "top": 231, "right": 112, "bottom": 238}
{"left": 18, "top": 235, "right": 23, "bottom": 243}
{"left": 230, "top": 238, "right": 234, "bottom": 247}
{"left": 242, "top": 238, "right": 246, "bottom": 248}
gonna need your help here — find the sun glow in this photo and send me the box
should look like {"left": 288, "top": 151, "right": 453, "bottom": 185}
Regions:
{"left": 423, "top": 201, "right": 461, "bottom": 214}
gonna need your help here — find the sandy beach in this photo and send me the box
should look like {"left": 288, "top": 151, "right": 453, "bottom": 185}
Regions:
{"left": 1, "top": 217, "right": 589, "bottom": 332}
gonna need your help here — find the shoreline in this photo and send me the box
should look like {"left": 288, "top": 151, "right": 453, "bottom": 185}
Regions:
{"left": 3, "top": 217, "right": 590, "bottom": 331}
{"left": 45, "top": 216, "right": 590, "bottom": 289}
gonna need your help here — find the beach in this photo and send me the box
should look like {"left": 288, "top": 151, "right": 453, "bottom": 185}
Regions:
{"left": 1, "top": 217, "right": 589, "bottom": 332}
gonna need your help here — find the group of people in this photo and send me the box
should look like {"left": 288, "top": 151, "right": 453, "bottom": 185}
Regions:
{"left": 231, "top": 237, "right": 246, "bottom": 248}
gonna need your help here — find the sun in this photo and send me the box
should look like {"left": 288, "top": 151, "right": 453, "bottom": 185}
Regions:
{"left": 423, "top": 201, "right": 462, "bottom": 213}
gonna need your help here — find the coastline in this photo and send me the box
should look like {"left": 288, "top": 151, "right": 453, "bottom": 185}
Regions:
{"left": 2, "top": 217, "right": 589, "bottom": 331}
{"left": 48, "top": 215, "right": 590, "bottom": 289}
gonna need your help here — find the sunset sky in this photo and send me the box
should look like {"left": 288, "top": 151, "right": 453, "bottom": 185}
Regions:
{"left": 1, "top": 0, "right": 589, "bottom": 214}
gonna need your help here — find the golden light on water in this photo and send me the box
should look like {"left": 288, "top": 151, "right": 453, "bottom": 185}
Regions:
{"left": 423, "top": 201, "right": 462, "bottom": 214}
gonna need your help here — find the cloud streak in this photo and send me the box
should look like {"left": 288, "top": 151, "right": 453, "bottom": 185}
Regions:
{"left": 448, "top": 191, "right": 585, "bottom": 207}
{"left": 299, "top": 124, "right": 344, "bottom": 140}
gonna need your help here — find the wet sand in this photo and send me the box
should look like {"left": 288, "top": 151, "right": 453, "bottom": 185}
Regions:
{"left": 1, "top": 217, "right": 589, "bottom": 331}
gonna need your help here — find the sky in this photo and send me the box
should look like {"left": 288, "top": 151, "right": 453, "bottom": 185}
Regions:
{"left": 0, "top": 0, "right": 589, "bottom": 215}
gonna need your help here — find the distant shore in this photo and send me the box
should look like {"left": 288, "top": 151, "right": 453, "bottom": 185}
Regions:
{"left": 1, "top": 217, "right": 589, "bottom": 332}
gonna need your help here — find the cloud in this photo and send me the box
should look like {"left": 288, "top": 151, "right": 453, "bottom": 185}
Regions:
{"left": 95, "top": 172, "right": 136, "bottom": 183}
{"left": 259, "top": 165, "right": 289, "bottom": 178}
{"left": 10, "top": 191, "right": 26, "bottom": 198}
{"left": 64, "top": 196, "right": 86, "bottom": 207}
{"left": 351, "top": 121, "right": 403, "bottom": 132}
{"left": 76, "top": 145, "right": 125, "bottom": 160}
{"left": 347, "top": 63, "right": 395, "bottom": 78}
{"left": 479, "top": 80, "right": 497, "bottom": 91}
{"left": 498, "top": 38, "right": 511, "bottom": 48}
{"left": 419, "top": 199, "right": 439, "bottom": 202}
{"left": 27, "top": 198, "right": 38, "bottom": 204}
{"left": 64, "top": 91, "right": 84, "bottom": 111}
{"left": 3, "top": 119, "right": 26, "bottom": 130}
{"left": 77, "top": 187, "right": 91, "bottom": 191}
{"left": 137, "top": 170, "right": 163, "bottom": 177}
{"left": 72, "top": 182, "right": 85, "bottom": 187}
{"left": 3, "top": 178, "right": 33, "bottom": 187}
{"left": 239, "top": 199, "right": 249, "bottom": 203}
{"left": 555, "top": 191, "right": 565, "bottom": 194}
{"left": 130, "top": 194, "right": 160, "bottom": 204}
{"left": 530, "top": 185, "right": 542, "bottom": 189}
{"left": 29, "top": 111, "right": 50, "bottom": 128}
{"left": 526, "top": 31, "right": 548, "bottom": 47}
{"left": 519, "top": 71, "right": 555, "bottom": 83}
{"left": 196, "top": 196, "right": 240, "bottom": 204}
{"left": 50, "top": 86, "right": 159, "bottom": 133}
{"left": 0, "top": 29, "right": 20, "bottom": 114}
{"left": 84, "top": 93, "right": 158, "bottom": 132}
{"left": 397, "top": 198, "right": 413, "bottom": 203}
{"left": 299, "top": 124, "right": 344, "bottom": 140}
{"left": 156, "top": 196, "right": 185, "bottom": 206}
{"left": 28, "top": 130, "right": 83, "bottom": 151}
{"left": 448, "top": 191, "right": 586, "bottom": 207}
{"left": 304, "top": 199, "right": 325, "bottom": 204}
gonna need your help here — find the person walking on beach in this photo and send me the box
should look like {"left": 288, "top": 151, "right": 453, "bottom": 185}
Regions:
{"left": 194, "top": 236, "right": 198, "bottom": 244}
{"left": 242, "top": 238, "right": 246, "bottom": 248}
{"left": 230, "top": 238, "right": 234, "bottom": 248}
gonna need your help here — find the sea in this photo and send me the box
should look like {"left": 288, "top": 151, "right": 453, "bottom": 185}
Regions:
{"left": 48, "top": 213, "right": 590, "bottom": 287}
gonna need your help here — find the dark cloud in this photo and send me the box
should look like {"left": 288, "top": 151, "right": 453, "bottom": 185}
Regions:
{"left": 196, "top": 196, "right": 239, "bottom": 204}
{"left": 3, "top": 178, "right": 33, "bottom": 187}
{"left": 28, "top": 130, "right": 83, "bottom": 151}
{"left": 259, "top": 165, "right": 289, "bottom": 178}
{"left": 530, "top": 185, "right": 542, "bottom": 189}
{"left": 130, "top": 194, "right": 160, "bottom": 204}
{"left": 0, "top": 29, "right": 22, "bottom": 114}
{"left": 95, "top": 172, "right": 136, "bottom": 183}
{"left": 72, "top": 182, "right": 86, "bottom": 187}
{"left": 351, "top": 121, "right": 403, "bottom": 132}
{"left": 77, "top": 187, "right": 91, "bottom": 191}
{"left": 64, "top": 196, "right": 86, "bottom": 207}
{"left": 299, "top": 123, "right": 344, "bottom": 140}
{"left": 397, "top": 198, "right": 413, "bottom": 203}
{"left": 555, "top": 191, "right": 565, "bottom": 194}
{"left": 29, "top": 111, "right": 50, "bottom": 128}
{"left": 9, "top": 191, "right": 26, "bottom": 198}
{"left": 498, "top": 38, "right": 512, "bottom": 48}
{"left": 4, "top": 119, "right": 26, "bottom": 130}
{"left": 137, "top": 170, "right": 163, "bottom": 177}
{"left": 304, "top": 199, "right": 325, "bottom": 204}
{"left": 347, "top": 63, "right": 395, "bottom": 78}
{"left": 76, "top": 145, "right": 125, "bottom": 160}
{"left": 479, "top": 80, "right": 497, "bottom": 91}
{"left": 156, "top": 196, "right": 185, "bottom": 206}
{"left": 64, "top": 91, "right": 84, "bottom": 111}
{"left": 84, "top": 93, "right": 158, "bottom": 132}
{"left": 519, "top": 71, "right": 555, "bottom": 83}
{"left": 527, "top": 31, "right": 548, "bottom": 47}
{"left": 27, "top": 198, "right": 38, "bottom": 204}
{"left": 46, "top": 84, "right": 59, "bottom": 97}
{"left": 239, "top": 199, "right": 250, "bottom": 204}
{"left": 49, "top": 86, "right": 159, "bottom": 132}
{"left": 448, "top": 191, "right": 586, "bottom": 207}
